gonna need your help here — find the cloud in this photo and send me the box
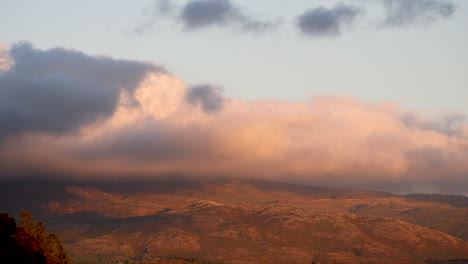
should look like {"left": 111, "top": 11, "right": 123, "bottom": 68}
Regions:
{"left": 296, "top": 3, "right": 362, "bottom": 37}
{"left": 133, "top": 0, "right": 457, "bottom": 36}
{"left": 132, "top": 0, "right": 177, "bottom": 35}
{"left": 135, "top": 0, "right": 279, "bottom": 34}
{"left": 181, "top": 0, "right": 234, "bottom": 29}
{"left": 1, "top": 44, "right": 468, "bottom": 195}
{"left": 181, "top": 0, "right": 278, "bottom": 32}
{"left": 0, "top": 42, "right": 163, "bottom": 139}
{"left": 400, "top": 111, "right": 465, "bottom": 136}
{"left": 185, "top": 84, "right": 225, "bottom": 113}
{"left": 155, "top": 0, "right": 176, "bottom": 14}
{"left": 382, "top": 0, "right": 456, "bottom": 27}
{"left": 0, "top": 44, "right": 10, "bottom": 72}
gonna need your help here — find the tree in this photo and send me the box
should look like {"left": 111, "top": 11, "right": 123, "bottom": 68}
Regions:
{"left": 15, "top": 210, "right": 44, "bottom": 256}
{"left": 45, "top": 233, "right": 71, "bottom": 264}
{"left": 15, "top": 210, "right": 71, "bottom": 264}
{"left": 20, "top": 210, "right": 34, "bottom": 232}
{"left": 1, "top": 211, "right": 46, "bottom": 264}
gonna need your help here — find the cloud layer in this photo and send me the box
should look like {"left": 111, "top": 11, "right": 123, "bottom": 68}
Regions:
{"left": 135, "top": 0, "right": 457, "bottom": 36}
{"left": 0, "top": 44, "right": 467, "bottom": 194}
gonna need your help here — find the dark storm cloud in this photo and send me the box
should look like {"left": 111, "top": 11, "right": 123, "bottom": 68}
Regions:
{"left": 297, "top": 3, "right": 362, "bottom": 37}
{"left": 382, "top": 0, "right": 456, "bottom": 27}
{"left": 0, "top": 42, "right": 162, "bottom": 140}
{"left": 185, "top": 84, "right": 225, "bottom": 113}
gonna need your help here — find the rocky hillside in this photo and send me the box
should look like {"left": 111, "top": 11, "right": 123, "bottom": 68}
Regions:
{"left": 0, "top": 178, "right": 467, "bottom": 264}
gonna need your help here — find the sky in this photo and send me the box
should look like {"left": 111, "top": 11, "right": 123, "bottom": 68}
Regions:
{"left": 0, "top": 0, "right": 468, "bottom": 194}
{"left": 1, "top": 0, "right": 467, "bottom": 111}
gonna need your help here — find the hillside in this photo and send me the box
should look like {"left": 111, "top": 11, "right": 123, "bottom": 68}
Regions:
{"left": 0, "top": 178, "right": 467, "bottom": 264}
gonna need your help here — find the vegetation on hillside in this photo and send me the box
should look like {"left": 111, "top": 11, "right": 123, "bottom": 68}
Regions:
{"left": 406, "top": 193, "right": 468, "bottom": 208}
{"left": 0, "top": 210, "right": 71, "bottom": 264}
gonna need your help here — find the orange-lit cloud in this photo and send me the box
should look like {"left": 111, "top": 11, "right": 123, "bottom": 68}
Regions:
{"left": 0, "top": 44, "right": 11, "bottom": 72}
{"left": 0, "top": 43, "right": 467, "bottom": 194}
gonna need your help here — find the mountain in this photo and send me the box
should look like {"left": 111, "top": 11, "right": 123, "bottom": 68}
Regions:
{"left": 0, "top": 177, "right": 467, "bottom": 264}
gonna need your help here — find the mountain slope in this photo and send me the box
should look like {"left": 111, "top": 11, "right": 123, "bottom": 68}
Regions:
{"left": 0, "top": 178, "right": 467, "bottom": 264}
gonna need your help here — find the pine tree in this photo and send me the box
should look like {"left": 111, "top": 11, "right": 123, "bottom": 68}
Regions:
{"left": 19, "top": 210, "right": 34, "bottom": 234}
{"left": 16, "top": 210, "right": 71, "bottom": 264}
{"left": 16, "top": 210, "right": 43, "bottom": 255}
{"left": 36, "top": 221, "right": 47, "bottom": 249}
{"left": 46, "top": 233, "right": 71, "bottom": 264}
